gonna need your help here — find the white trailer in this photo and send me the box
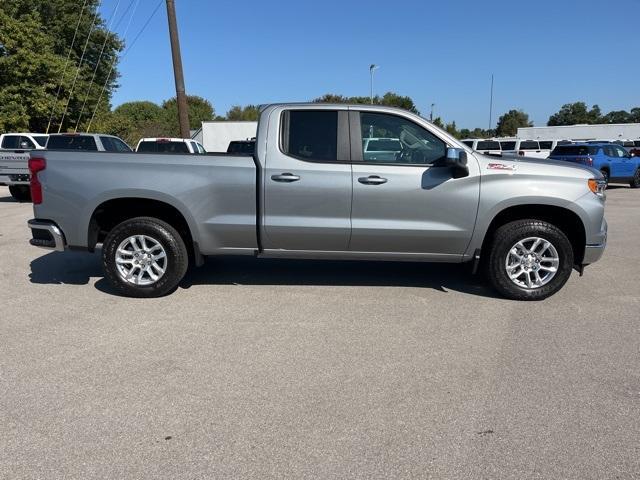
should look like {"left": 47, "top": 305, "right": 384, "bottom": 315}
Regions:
{"left": 517, "top": 123, "right": 640, "bottom": 141}
{"left": 195, "top": 121, "right": 258, "bottom": 153}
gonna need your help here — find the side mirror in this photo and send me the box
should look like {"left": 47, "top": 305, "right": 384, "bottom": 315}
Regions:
{"left": 445, "top": 148, "right": 469, "bottom": 178}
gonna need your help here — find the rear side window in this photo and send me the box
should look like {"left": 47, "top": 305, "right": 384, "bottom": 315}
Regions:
{"left": 500, "top": 141, "right": 516, "bottom": 150}
{"left": 33, "top": 135, "right": 48, "bottom": 147}
{"left": 519, "top": 141, "right": 539, "bottom": 150}
{"left": 539, "top": 141, "right": 553, "bottom": 149}
{"left": 551, "top": 145, "right": 599, "bottom": 156}
{"left": 47, "top": 135, "right": 98, "bottom": 151}
{"left": 476, "top": 141, "right": 500, "bottom": 150}
{"left": 100, "top": 136, "right": 131, "bottom": 152}
{"left": 1, "top": 135, "right": 20, "bottom": 149}
{"left": 462, "top": 140, "right": 474, "bottom": 148}
{"left": 282, "top": 110, "right": 338, "bottom": 162}
{"left": 189, "top": 141, "right": 198, "bottom": 153}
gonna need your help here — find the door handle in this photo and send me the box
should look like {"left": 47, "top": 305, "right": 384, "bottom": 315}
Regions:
{"left": 271, "top": 173, "right": 300, "bottom": 183}
{"left": 358, "top": 175, "right": 388, "bottom": 185}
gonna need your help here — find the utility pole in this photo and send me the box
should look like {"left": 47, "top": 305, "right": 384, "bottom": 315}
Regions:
{"left": 166, "top": 0, "right": 190, "bottom": 138}
{"left": 430, "top": 103, "right": 436, "bottom": 122}
{"left": 488, "top": 74, "right": 494, "bottom": 131}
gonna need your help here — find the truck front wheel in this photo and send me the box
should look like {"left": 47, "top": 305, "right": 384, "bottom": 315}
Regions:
{"left": 102, "top": 217, "right": 188, "bottom": 298}
{"left": 486, "top": 219, "right": 574, "bottom": 301}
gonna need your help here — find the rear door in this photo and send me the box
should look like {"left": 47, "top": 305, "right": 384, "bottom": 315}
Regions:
{"left": 262, "top": 108, "right": 352, "bottom": 251}
{"left": 349, "top": 110, "right": 480, "bottom": 257}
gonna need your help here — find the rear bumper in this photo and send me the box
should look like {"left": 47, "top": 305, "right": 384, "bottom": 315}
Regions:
{"left": 0, "top": 174, "right": 30, "bottom": 186}
{"left": 27, "top": 219, "right": 66, "bottom": 252}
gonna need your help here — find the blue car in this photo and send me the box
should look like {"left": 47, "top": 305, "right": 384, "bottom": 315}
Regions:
{"left": 549, "top": 143, "right": 640, "bottom": 188}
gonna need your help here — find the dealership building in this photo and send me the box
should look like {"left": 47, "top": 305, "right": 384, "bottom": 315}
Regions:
{"left": 517, "top": 123, "right": 640, "bottom": 141}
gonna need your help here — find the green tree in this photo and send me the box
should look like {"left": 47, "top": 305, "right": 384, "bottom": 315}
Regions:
{"left": 495, "top": 109, "right": 533, "bottom": 137}
{"left": 93, "top": 100, "right": 168, "bottom": 145}
{"left": 313, "top": 91, "right": 420, "bottom": 114}
{"left": 225, "top": 104, "right": 260, "bottom": 121}
{"left": 601, "top": 110, "right": 631, "bottom": 124}
{"left": 0, "top": 0, "right": 123, "bottom": 133}
{"left": 630, "top": 108, "right": 640, "bottom": 123}
{"left": 547, "top": 102, "right": 602, "bottom": 126}
{"left": 162, "top": 95, "right": 215, "bottom": 135}
{"left": 445, "top": 121, "right": 458, "bottom": 137}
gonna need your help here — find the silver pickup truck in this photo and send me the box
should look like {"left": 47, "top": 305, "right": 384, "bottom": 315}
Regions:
{"left": 27, "top": 103, "right": 608, "bottom": 300}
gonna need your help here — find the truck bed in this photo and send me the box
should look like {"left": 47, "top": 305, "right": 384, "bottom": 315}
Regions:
{"left": 32, "top": 150, "right": 259, "bottom": 254}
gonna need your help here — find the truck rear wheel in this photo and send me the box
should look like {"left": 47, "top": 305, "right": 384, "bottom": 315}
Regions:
{"left": 102, "top": 217, "right": 188, "bottom": 298}
{"left": 9, "top": 185, "right": 31, "bottom": 202}
{"left": 486, "top": 219, "right": 574, "bottom": 301}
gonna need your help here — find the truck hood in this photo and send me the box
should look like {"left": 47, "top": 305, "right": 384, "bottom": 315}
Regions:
{"left": 475, "top": 153, "right": 602, "bottom": 180}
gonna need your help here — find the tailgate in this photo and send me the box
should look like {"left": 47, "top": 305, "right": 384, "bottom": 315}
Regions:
{"left": 0, "top": 151, "right": 30, "bottom": 183}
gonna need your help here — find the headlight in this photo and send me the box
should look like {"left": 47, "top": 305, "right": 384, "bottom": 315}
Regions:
{"left": 588, "top": 178, "right": 606, "bottom": 198}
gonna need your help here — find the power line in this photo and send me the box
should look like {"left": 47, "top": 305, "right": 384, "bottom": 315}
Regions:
{"left": 74, "top": 0, "right": 123, "bottom": 132}
{"left": 45, "top": 0, "right": 89, "bottom": 134}
{"left": 87, "top": 0, "right": 142, "bottom": 132}
{"left": 57, "top": 0, "right": 104, "bottom": 133}
{"left": 121, "top": 0, "right": 163, "bottom": 59}
{"left": 87, "top": 0, "right": 163, "bottom": 132}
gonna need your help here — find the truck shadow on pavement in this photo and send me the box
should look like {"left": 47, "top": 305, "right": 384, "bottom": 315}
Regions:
{"left": 177, "top": 256, "right": 499, "bottom": 298}
{"left": 29, "top": 250, "right": 103, "bottom": 285}
{"left": 30, "top": 252, "right": 500, "bottom": 298}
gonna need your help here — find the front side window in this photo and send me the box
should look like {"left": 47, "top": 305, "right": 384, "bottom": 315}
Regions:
{"left": 32, "top": 135, "right": 48, "bottom": 147}
{"left": 614, "top": 146, "right": 629, "bottom": 158}
{"left": 100, "top": 136, "right": 131, "bottom": 152}
{"left": 19, "top": 136, "right": 36, "bottom": 149}
{"left": 282, "top": 110, "right": 338, "bottom": 162}
{"left": 359, "top": 112, "right": 446, "bottom": 164}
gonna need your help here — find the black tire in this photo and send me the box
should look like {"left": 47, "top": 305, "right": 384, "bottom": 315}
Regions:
{"left": 630, "top": 169, "right": 640, "bottom": 189}
{"left": 9, "top": 185, "right": 31, "bottom": 202}
{"left": 102, "top": 217, "right": 188, "bottom": 298}
{"left": 486, "top": 219, "right": 574, "bottom": 301}
{"left": 600, "top": 169, "right": 609, "bottom": 187}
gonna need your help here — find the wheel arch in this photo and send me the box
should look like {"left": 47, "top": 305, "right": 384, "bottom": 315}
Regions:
{"left": 479, "top": 204, "right": 587, "bottom": 265}
{"left": 88, "top": 197, "right": 201, "bottom": 264}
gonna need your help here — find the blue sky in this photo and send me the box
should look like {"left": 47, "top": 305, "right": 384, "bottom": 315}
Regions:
{"left": 103, "top": 0, "right": 640, "bottom": 129}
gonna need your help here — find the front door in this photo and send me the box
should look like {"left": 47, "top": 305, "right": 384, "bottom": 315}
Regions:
{"left": 349, "top": 110, "right": 480, "bottom": 258}
{"left": 262, "top": 108, "right": 352, "bottom": 251}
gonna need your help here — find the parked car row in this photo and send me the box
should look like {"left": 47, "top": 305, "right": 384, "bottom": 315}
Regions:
{"left": 0, "top": 132, "right": 254, "bottom": 201}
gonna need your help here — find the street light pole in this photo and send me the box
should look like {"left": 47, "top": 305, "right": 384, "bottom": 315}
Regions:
{"left": 166, "top": 0, "right": 190, "bottom": 139}
{"left": 430, "top": 103, "right": 436, "bottom": 122}
{"left": 369, "top": 64, "right": 379, "bottom": 104}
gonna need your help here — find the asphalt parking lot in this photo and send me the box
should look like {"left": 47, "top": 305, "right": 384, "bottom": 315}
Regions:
{"left": 1, "top": 185, "right": 639, "bottom": 479}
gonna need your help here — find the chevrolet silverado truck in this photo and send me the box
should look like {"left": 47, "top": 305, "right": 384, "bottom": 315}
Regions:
{"left": 26, "top": 104, "right": 608, "bottom": 300}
